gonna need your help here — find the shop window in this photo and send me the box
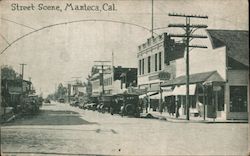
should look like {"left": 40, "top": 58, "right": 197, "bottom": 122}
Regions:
{"left": 230, "top": 86, "right": 247, "bottom": 112}
{"left": 182, "top": 95, "right": 196, "bottom": 108}
{"left": 204, "top": 85, "right": 225, "bottom": 111}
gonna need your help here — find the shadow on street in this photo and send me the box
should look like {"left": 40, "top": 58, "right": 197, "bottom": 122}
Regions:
{"left": 3, "top": 110, "right": 97, "bottom": 126}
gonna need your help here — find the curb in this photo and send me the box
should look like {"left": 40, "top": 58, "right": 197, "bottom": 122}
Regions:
{"left": 148, "top": 113, "right": 248, "bottom": 124}
{"left": 1, "top": 113, "right": 21, "bottom": 124}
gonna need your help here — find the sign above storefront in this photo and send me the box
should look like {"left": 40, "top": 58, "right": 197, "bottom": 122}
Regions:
{"left": 158, "top": 72, "right": 171, "bottom": 80}
{"left": 148, "top": 72, "right": 171, "bottom": 81}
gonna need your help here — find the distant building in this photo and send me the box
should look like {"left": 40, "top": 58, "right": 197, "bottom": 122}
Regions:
{"left": 72, "top": 82, "right": 85, "bottom": 97}
{"left": 1, "top": 79, "right": 33, "bottom": 115}
{"left": 90, "top": 66, "right": 137, "bottom": 96}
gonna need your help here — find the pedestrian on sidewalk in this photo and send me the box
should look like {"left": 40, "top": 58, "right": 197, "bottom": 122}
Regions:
{"left": 197, "top": 100, "right": 203, "bottom": 117}
{"left": 159, "top": 100, "right": 166, "bottom": 114}
{"left": 175, "top": 96, "right": 181, "bottom": 118}
{"left": 170, "top": 99, "right": 175, "bottom": 116}
{"left": 143, "top": 96, "right": 149, "bottom": 113}
{"left": 139, "top": 98, "right": 143, "bottom": 113}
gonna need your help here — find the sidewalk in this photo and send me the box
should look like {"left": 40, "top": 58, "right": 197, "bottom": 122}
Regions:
{"left": 143, "top": 110, "right": 249, "bottom": 123}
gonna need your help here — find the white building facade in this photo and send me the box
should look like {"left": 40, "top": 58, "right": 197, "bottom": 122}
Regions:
{"left": 138, "top": 30, "right": 249, "bottom": 120}
{"left": 137, "top": 33, "right": 185, "bottom": 92}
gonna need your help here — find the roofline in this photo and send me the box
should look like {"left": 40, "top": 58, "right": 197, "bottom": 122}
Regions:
{"left": 161, "top": 70, "right": 220, "bottom": 87}
{"left": 206, "top": 29, "right": 249, "bottom": 32}
{"left": 206, "top": 29, "right": 249, "bottom": 48}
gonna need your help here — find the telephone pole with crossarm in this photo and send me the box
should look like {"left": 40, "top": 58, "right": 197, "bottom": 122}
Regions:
{"left": 94, "top": 60, "right": 111, "bottom": 95}
{"left": 168, "top": 13, "right": 208, "bottom": 120}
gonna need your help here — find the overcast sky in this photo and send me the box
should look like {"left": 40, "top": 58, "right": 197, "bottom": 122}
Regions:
{"left": 0, "top": 0, "right": 248, "bottom": 96}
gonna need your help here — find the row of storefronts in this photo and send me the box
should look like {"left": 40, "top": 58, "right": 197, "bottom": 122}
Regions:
{"left": 137, "top": 29, "right": 249, "bottom": 120}
{"left": 90, "top": 66, "right": 137, "bottom": 97}
{"left": 84, "top": 29, "right": 248, "bottom": 120}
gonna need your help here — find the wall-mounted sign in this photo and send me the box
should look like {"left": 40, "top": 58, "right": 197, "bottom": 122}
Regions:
{"left": 158, "top": 72, "right": 171, "bottom": 80}
{"left": 148, "top": 72, "right": 171, "bottom": 81}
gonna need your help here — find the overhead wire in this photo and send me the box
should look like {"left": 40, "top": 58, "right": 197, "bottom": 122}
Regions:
{"left": 0, "top": 33, "right": 10, "bottom": 45}
{"left": 1, "top": 18, "right": 37, "bottom": 30}
{"left": 0, "top": 19, "right": 159, "bottom": 55}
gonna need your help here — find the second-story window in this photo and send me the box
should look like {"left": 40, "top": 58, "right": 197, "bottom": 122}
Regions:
{"left": 148, "top": 56, "right": 151, "bottom": 73}
{"left": 155, "top": 53, "right": 157, "bottom": 71}
{"left": 139, "top": 60, "right": 141, "bottom": 75}
{"left": 142, "top": 59, "right": 144, "bottom": 74}
{"left": 159, "top": 52, "right": 162, "bottom": 70}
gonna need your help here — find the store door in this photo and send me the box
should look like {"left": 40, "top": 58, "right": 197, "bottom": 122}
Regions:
{"left": 230, "top": 86, "right": 247, "bottom": 112}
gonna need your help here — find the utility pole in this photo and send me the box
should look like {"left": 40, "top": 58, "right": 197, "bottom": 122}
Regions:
{"left": 151, "top": 0, "right": 154, "bottom": 38}
{"left": 20, "top": 63, "right": 27, "bottom": 111}
{"left": 168, "top": 13, "right": 208, "bottom": 120}
{"left": 20, "top": 63, "right": 27, "bottom": 79}
{"left": 94, "top": 60, "right": 111, "bottom": 95}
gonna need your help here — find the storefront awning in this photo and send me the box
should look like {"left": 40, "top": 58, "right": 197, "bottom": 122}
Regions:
{"left": 150, "top": 91, "right": 174, "bottom": 99}
{"left": 139, "top": 92, "right": 158, "bottom": 99}
{"left": 161, "top": 71, "right": 225, "bottom": 87}
{"left": 172, "top": 84, "right": 196, "bottom": 95}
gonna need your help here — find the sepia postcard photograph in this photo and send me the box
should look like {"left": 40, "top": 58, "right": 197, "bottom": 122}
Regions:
{"left": 0, "top": 0, "right": 249, "bottom": 155}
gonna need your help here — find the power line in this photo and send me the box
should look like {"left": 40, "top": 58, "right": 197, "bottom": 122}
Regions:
{"left": 0, "top": 33, "right": 10, "bottom": 45}
{"left": 168, "top": 13, "right": 208, "bottom": 120}
{"left": 1, "top": 18, "right": 36, "bottom": 30}
{"left": 0, "top": 19, "right": 159, "bottom": 55}
{"left": 169, "top": 13, "right": 208, "bottom": 19}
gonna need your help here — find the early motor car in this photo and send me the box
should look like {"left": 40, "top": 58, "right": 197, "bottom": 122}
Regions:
{"left": 112, "top": 93, "right": 141, "bottom": 117}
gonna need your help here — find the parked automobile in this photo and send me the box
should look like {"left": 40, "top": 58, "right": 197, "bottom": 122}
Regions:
{"left": 44, "top": 99, "right": 51, "bottom": 104}
{"left": 84, "top": 103, "right": 96, "bottom": 110}
{"left": 89, "top": 103, "right": 98, "bottom": 111}
{"left": 99, "top": 95, "right": 113, "bottom": 113}
{"left": 70, "top": 100, "right": 79, "bottom": 107}
{"left": 59, "top": 98, "right": 65, "bottom": 103}
{"left": 22, "top": 95, "right": 40, "bottom": 114}
{"left": 78, "top": 102, "right": 85, "bottom": 109}
{"left": 38, "top": 97, "right": 43, "bottom": 106}
{"left": 112, "top": 94, "right": 140, "bottom": 117}
{"left": 96, "top": 103, "right": 103, "bottom": 112}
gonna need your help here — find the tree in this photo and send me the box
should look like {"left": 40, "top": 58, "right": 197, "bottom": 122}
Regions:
{"left": 56, "top": 83, "right": 67, "bottom": 99}
{"left": 1, "top": 65, "right": 18, "bottom": 80}
{"left": 91, "top": 66, "right": 99, "bottom": 75}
